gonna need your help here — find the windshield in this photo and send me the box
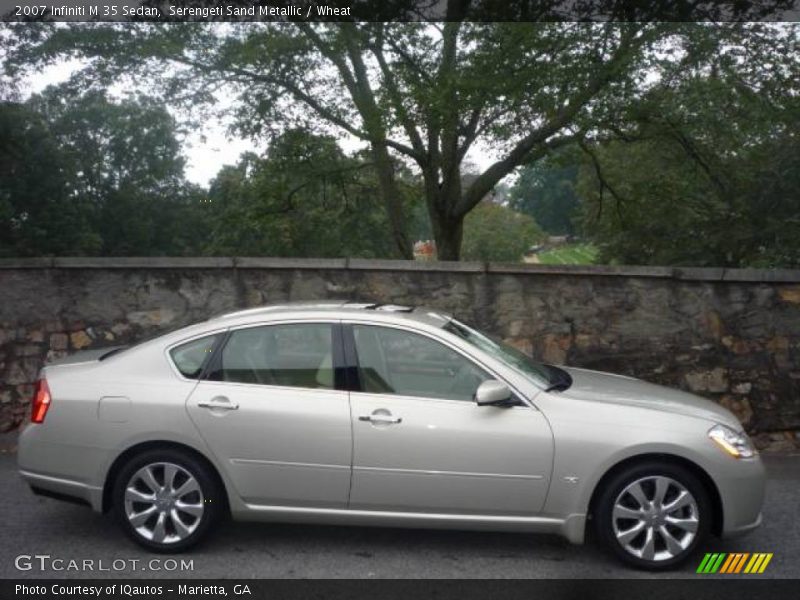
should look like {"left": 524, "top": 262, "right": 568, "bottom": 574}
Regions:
{"left": 443, "top": 319, "right": 556, "bottom": 388}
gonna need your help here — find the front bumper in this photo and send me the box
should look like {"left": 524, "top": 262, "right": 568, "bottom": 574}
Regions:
{"left": 714, "top": 455, "right": 766, "bottom": 538}
{"left": 721, "top": 511, "right": 763, "bottom": 539}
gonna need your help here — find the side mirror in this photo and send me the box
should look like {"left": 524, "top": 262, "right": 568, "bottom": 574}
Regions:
{"left": 475, "top": 379, "right": 515, "bottom": 406}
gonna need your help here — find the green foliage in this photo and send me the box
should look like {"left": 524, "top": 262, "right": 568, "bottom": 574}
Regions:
{"left": 203, "top": 129, "right": 421, "bottom": 258}
{"left": 4, "top": 20, "right": 741, "bottom": 259}
{"left": 2, "top": 21, "right": 798, "bottom": 262}
{"left": 461, "top": 202, "right": 543, "bottom": 262}
{"left": 578, "top": 48, "right": 800, "bottom": 268}
{"left": 509, "top": 152, "right": 581, "bottom": 235}
{"left": 0, "top": 100, "right": 100, "bottom": 256}
{"left": 535, "top": 244, "right": 598, "bottom": 265}
{"left": 0, "top": 89, "right": 422, "bottom": 259}
{"left": 0, "top": 90, "right": 208, "bottom": 257}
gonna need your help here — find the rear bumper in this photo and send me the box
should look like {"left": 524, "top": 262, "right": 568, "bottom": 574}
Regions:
{"left": 19, "top": 469, "right": 103, "bottom": 512}
{"left": 17, "top": 422, "right": 106, "bottom": 512}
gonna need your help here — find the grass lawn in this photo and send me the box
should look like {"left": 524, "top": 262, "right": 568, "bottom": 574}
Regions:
{"left": 534, "top": 243, "right": 598, "bottom": 265}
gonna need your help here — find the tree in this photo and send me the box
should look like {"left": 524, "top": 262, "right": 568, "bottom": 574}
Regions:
{"left": 577, "top": 52, "right": 800, "bottom": 267}
{"left": 508, "top": 151, "right": 581, "bottom": 235}
{"left": 0, "top": 101, "right": 100, "bottom": 256}
{"left": 0, "top": 88, "right": 208, "bottom": 257}
{"left": 461, "top": 201, "right": 543, "bottom": 262}
{"left": 203, "top": 129, "right": 421, "bottom": 258}
{"left": 8, "top": 12, "right": 760, "bottom": 259}
{"left": 29, "top": 88, "right": 206, "bottom": 256}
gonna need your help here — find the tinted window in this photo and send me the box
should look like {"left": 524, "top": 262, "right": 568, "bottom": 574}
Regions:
{"left": 210, "top": 323, "right": 334, "bottom": 389}
{"left": 170, "top": 334, "right": 221, "bottom": 379}
{"left": 352, "top": 325, "right": 490, "bottom": 401}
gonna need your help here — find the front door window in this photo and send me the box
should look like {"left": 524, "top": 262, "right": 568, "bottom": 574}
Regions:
{"left": 352, "top": 324, "right": 490, "bottom": 401}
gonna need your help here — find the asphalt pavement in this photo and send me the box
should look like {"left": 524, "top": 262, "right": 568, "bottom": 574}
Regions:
{"left": 1, "top": 449, "right": 798, "bottom": 579}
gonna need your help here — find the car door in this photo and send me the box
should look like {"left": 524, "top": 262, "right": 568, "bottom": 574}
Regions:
{"left": 346, "top": 323, "right": 554, "bottom": 516}
{"left": 186, "top": 321, "right": 352, "bottom": 508}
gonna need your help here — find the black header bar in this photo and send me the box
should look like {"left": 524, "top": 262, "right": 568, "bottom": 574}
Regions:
{"left": 2, "top": 579, "right": 800, "bottom": 600}
{"left": 3, "top": 0, "right": 800, "bottom": 22}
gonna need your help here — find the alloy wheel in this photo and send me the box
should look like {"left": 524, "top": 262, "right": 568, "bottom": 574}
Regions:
{"left": 612, "top": 475, "right": 700, "bottom": 562}
{"left": 123, "top": 462, "right": 205, "bottom": 544}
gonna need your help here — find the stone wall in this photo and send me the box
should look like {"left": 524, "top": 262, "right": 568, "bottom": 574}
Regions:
{"left": 2, "top": 257, "right": 799, "bottom": 451}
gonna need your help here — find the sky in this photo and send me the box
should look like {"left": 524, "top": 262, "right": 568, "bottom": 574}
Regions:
{"left": 23, "top": 58, "right": 498, "bottom": 187}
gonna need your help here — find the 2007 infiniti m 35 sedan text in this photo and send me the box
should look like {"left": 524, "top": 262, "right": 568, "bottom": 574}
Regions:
{"left": 18, "top": 302, "right": 765, "bottom": 569}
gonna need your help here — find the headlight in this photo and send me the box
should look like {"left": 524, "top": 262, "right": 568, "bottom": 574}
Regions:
{"left": 708, "top": 424, "right": 756, "bottom": 458}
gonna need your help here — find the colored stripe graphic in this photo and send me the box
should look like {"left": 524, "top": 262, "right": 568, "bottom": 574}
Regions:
{"left": 711, "top": 553, "right": 726, "bottom": 573}
{"left": 697, "top": 553, "right": 727, "bottom": 573}
{"left": 696, "top": 553, "right": 713, "bottom": 573}
{"left": 697, "top": 552, "right": 772, "bottom": 574}
{"left": 719, "top": 554, "right": 736, "bottom": 573}
{"left": 719, "top": 553, "right": 749, "bottom": 573}
{"left": 758, "top": 554, "right": 773, "bottom": 573}
{"left": 744, "top": 553, "right": 774, "bottom": 574}
{"left": 733, "top": 553, "right": 750, "bottom": 573}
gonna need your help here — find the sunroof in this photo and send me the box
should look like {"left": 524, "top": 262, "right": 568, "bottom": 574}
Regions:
{"left": 344, "top": 302, "right": 379, "bottom": 310}
{"left": 344, "top": 302, "right": 414, "bottom": 313}
{"left": 374, "top": 304, "right": 414, "bottom": 313}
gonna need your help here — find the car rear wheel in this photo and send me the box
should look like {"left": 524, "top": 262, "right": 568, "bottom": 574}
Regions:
{"left": 113, "top": 448, "right": 221, "bottom": 552}
{"left": 595, "top": 461, "right": 711, "bottom": 570}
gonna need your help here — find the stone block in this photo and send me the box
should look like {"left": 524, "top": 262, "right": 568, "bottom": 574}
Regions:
{"left": 49, "top": 333, "right": 68, "bottom": 350}
{"left": 15, "top": 345, "right": 41, "bottom": 357}
{"left": 5, "top": 359, "right": 39, "bottom": 385}
{"left": 26, "top": 330, "right": 44, "bottom": 343}
{"left": 685, "top": 367, "right": 728, "bottom": 393}
{"left": 778, "top": 286, "right": 800, "bottom": 304}
{"left": 541, "top": 334, "right": 571, "bottom": 364}
{"left": 719, "top": 394, "right": 753, "bottom": 426}
{"left": 126, "top": 309, "right": 177, "bottom": 327}
{"left": 732, "top": 382, "right": 753, "bottom": 395}
{"left": 70, "top": 330, "right": 91, "bottom": 350}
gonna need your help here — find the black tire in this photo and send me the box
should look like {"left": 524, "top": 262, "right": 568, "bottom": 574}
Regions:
{"left": 594, "top": 461, "right": 712, "bottom": 570}
{"left": 112, "top": 447, "right": 222, "bottom": 553}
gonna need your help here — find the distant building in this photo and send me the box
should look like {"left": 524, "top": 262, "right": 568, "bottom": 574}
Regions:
{"left": 547, "top": 235, "right": 569, "bottom": 245}
{"left": 413, "top": 240, "right": 437, "bottom": 261}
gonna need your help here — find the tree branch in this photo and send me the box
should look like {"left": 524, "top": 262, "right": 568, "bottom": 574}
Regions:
{"left": 578, "top": 139, "right": 628, "bottom": 224}
{"left": 455, "top": 26, "right": 650, "bottom": 217}
{"left": 384, "top": 35, "right": 435, "bottom": 86}
{"left": 370, "top": 24, "right": 426, "bottom": 162}
{"left": 166, "top": 52, "right": 420, "bottom": 159}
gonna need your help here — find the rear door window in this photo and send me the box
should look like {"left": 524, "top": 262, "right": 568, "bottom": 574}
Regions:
{"left": 209, "top": 323, "right": 334, "bottom": 389}
{"left": 170, "top": 334, "right": 221, "bottom": 379}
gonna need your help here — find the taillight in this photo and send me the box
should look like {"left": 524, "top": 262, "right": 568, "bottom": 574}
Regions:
{"left": 31, "top": 379, "right": 52, "bottom": 424}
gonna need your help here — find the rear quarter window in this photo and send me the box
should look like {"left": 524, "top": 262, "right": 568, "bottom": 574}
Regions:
{"left": 170, "top": 334, "right": 221, "bottom": 379}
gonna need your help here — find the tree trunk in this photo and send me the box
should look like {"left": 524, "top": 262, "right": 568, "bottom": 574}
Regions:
{"left": 429, "top": 208, "right": 464, "bottom": 261}
{"left": 369, "top": 142, "right": 413, "bottom": 259}
{"left": 422, "top": 168, "right": 467, "bottom": 261}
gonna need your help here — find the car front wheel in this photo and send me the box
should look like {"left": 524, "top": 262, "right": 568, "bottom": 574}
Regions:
{"left": 595, "top": 462, "right": 712, "bottom": 570}
{"left": 113, "top": 448, "right": 221, "bottom": 552}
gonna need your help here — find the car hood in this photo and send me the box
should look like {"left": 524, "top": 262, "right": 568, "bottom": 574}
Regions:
{"left": 556, "top": 366, "right": 741, "bottom": 429}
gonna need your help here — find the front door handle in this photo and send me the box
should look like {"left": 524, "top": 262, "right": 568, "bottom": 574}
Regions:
{"left": 359, "top": 412, "right": 402, "bottom": 425}
{"left": 198, "top": 396, "right": 239, "bottom": 411}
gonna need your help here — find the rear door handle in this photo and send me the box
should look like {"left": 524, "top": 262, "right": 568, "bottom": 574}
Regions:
{"left": 198, "top": 396, "right": 239, "bottom": 411}
{"left": 359, "top": 413, "right": 402, "bottom": 424}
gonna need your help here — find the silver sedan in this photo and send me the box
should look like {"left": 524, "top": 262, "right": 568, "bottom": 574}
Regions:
{"left": 17, "top": 302, "right": 765, "bottom": 570}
